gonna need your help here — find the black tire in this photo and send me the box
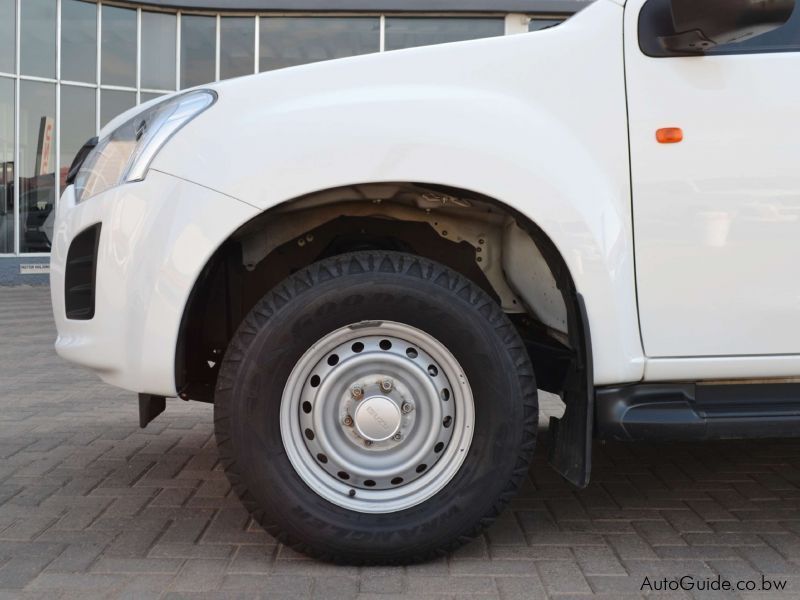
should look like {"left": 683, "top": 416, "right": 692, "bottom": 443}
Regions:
{"left": 214, "top": 251, "right": 538, "bottom": 564}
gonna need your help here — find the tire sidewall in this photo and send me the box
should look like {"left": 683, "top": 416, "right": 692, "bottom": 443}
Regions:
{"left": 216, "top": 253, "right": 536, "bottom": 561}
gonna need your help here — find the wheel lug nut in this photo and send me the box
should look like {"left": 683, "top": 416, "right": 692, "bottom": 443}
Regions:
{"left": 351, "top": 385, "right": 363, "bottom": 399}
{"left": 401, "top": 402, "right": 413, "bottom": 414}
{"left": 393, "top": 433, "right": 402, "bottom": 441}
{"left": 364, "top": 440, "right": 373, "bottom": 447}
{"left": 381, "top": 378, "right": 393, "bottom": 392}
{"left": 343, "top": 415, "right": 353, "bottom": 426}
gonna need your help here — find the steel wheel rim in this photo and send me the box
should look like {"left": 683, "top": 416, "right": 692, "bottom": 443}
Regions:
{"left": 280, "top": 321, "right": 475, "bottom": 513}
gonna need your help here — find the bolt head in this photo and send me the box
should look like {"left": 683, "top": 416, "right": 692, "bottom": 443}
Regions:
{"left": 343, "top": 416, "right": 354, "bottom": 427}
{"left": 380, "top": 378, "right": 393, "bottom": 392}
{"left": 351, "top": 385, "right": 363, "bottom": 399}
{"left": 392, "top": 433, "right": 402, "bottom": 441}
{"left": 401, "top": 402, "right": 413, "bottom": 413}
{"left": 364, "top": 440, "right": 373, "bottom": 447}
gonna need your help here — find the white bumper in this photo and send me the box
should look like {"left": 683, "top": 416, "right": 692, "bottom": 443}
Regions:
{"left": 50, "top": 170, "right": 258, "bottom": 396}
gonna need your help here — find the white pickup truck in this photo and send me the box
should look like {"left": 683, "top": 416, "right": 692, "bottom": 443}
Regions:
{"left": 51, "top": 0, "right": 800, "bottom": 564}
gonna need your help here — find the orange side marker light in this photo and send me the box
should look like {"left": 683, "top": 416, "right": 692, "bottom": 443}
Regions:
{"left": 656, "top": 127, "right": 683, "bottom": 144}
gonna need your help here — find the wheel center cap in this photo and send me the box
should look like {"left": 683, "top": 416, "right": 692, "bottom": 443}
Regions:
{"left": 353, "top": 396, "right": 401, "bottom": 442}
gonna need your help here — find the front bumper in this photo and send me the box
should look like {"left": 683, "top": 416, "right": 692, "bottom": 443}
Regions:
{"left": 50, "top": 170, "right": 257, "bottom": 396}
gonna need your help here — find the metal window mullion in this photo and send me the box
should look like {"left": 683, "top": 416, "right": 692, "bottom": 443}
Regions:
{"left": 254, "top": 15, "right": 259, "bottom": 74}
{"left": 175, "top": 12, "right": 181, "bottom": 90}
{"left": 96, "top": 1, "right": 101, "bottom": 134}
{"left": 98, "top": 84, "right": 137, "bottom": 92}
{"left": 215, "top": 14, "right": 221, "bottom": 82}
{"left": 17, "top": 74, "right": 58, "bottom": 84}
{"left": 136, "top": 7, "right": 141, "bottom": 104}
{"left": 379, "top": 15, "right": 386, "bottom": 52}
{"left": 13, "top": 0, "right": 20, "bottom": 255}
{"left": 59, "top": 79, "right": 96, "bottom": 89}
{"left": 55, "top": 0, "right": 62, "bottom": 215}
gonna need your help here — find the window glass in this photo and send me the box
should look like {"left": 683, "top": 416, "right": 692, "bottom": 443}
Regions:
{"left": 0, "top": 78, "right": 13, "bottom": 253}
{"left": 101, "top": 89, "right": 136, "bottom": 128}
{"left": 19, "top": 81, "right": 56, "bottom": 253}
{"left": 21, "top": 0, "right": 57, "bottom": 78}
{"left": 528, "top": 19, "right": 563, "bottom": 32}
{"left": 61, "top": 86, "right": 96, "bottom": 173}
{"left": 142, "top": 11, "right": 177, "bottom": 90}
{"left": 181, "top": 15, "right": 216, "bottom": 89}
{"left": 101, "top": 5, "right": 136, "bottom": 87}
{"left": 0, "top": 0, "right": 15, "bottom": 74}
{"left": 61, "top": 0, "right": 97, "bottom": 83}
{"left": 385, "top": 17, "right": 504, "bottom": 51}
{"left": 140, "top": 91, "right": 165, "bottom": 103}
{"left": 221, "top": 17, "right": 255, "bottom": 80}
{"left": 259, "top": 17, "right": 379, "bottom": 71}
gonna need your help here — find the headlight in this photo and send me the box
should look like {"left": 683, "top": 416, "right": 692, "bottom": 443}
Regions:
{"left": 74, "top": 90, "right": 216, "bottom": 203}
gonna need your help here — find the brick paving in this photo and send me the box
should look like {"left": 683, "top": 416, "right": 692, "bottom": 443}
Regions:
{"left": 1, "top": 286, "right": 800, "bottom": 598}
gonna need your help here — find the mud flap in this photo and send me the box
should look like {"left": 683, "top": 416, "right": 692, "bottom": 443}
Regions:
{"left": 139, "top": 394, "right": 166, "bottom": 428}
{"left": 547, "top": 293, "right": 593, "bottom": 488}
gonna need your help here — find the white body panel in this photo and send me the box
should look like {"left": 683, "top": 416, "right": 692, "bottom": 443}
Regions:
{"left": 51, "top": 172, "right": 257, "bottom": 396}
{"left": 625, "top": 0, "right": 800, "bottom": 360}
{"left": 50, "top": 0, "right": 800, "bottom": 398}
{"left": 152, "top": 0, "right": 643, "bottom": 387}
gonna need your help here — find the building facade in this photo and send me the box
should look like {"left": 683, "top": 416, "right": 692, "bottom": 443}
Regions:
{"left": 0, "top": 0, "right": 586, "bottom": 284}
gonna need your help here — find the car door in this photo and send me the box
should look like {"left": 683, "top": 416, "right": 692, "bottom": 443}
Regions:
{"left": 624, "top": 0, "right": 800, "bottom": 359}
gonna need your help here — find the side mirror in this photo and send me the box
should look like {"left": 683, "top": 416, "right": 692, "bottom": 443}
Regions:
{"left": 639, "top": 0, "right": 795, "bottom": 56}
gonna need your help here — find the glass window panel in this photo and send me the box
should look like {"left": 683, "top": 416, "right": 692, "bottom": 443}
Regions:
{"left": 140, "top": 91, "right": 165, "bottom": 103}
{"left": 528, "top": 19, "right": 563, "bottom": 32}
{"left": 385, "top": 18, "right": 504, "bottom": 51}
{"left": 61, "top": 86, "right": 96, "bottom": 174}
{"left": 20, "top": 0, "right": 57, "bottom": 78}
{"left": 141, "top": 11, "right": 177, "bottom": 90}
{"left": 0, "top": 78, "right": 14, "bottom": 253}
{"left": 181, "top": 15, "right": 216, "bottom": 89}
{"left": 220, "top": 17, "right": 255, "bottom": 80}
{"left": 101, "top": 89, "right": 136, "bottom": 128}
{"left": 19, "top": 80, "right": 56, "bottom": 253}
{"left": 101, "top": 5, "right": 136, "bottom": 87}
{"left": 61, "top": 0, "right": 97, "bottom": 83}
{"left": 259, "top": 17, "right": 379, "bottom": 72}
{"left": 0, "top": 0, "right": 15, "bottom": 74}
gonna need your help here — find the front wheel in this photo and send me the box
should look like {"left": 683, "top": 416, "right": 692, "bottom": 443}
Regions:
{"left": 214, "top": 251, "right": 538, "bottom": 564}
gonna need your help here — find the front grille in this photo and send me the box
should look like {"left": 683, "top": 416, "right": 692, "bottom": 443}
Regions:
{"left": 64, "top": 224, "right": 101, "bottom": 320}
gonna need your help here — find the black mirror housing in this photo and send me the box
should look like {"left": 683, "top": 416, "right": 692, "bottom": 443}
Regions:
{"left": 640, "top": 0, "right": 795, "bottom": 56}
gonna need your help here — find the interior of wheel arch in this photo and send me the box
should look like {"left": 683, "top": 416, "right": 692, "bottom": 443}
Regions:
{"left": 174, "top": 182, "right": 594, "bottom": 487}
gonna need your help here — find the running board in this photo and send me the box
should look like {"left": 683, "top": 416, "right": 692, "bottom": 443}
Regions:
{"left": 596, "top": 382, "right": 800, "bottom": 442}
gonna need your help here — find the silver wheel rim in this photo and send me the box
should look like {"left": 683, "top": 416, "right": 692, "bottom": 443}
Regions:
{"left": 280, "top": 321, "right": 475, "bottom": 513}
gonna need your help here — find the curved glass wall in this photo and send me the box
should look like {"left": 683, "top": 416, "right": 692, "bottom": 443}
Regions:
{"left": 0, "top": 0, "right": 565, "bottom": 256}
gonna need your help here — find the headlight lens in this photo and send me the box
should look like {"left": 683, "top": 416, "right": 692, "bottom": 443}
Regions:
{"left": 74, "top": 90, "right": 216, "bottom": 203}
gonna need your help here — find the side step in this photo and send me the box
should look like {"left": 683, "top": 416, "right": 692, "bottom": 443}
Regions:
{"left": 596, "top": 382, "right": 800, "bottom": 441}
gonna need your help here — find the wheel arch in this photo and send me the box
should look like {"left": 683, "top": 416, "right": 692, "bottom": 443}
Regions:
{"left": 175, "top": 181, "right": 595, "bottom": 486}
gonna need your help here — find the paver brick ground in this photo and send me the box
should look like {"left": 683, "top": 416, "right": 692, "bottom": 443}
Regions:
{"left": 2, "top": 286, "right": 800, "bottom": 598}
